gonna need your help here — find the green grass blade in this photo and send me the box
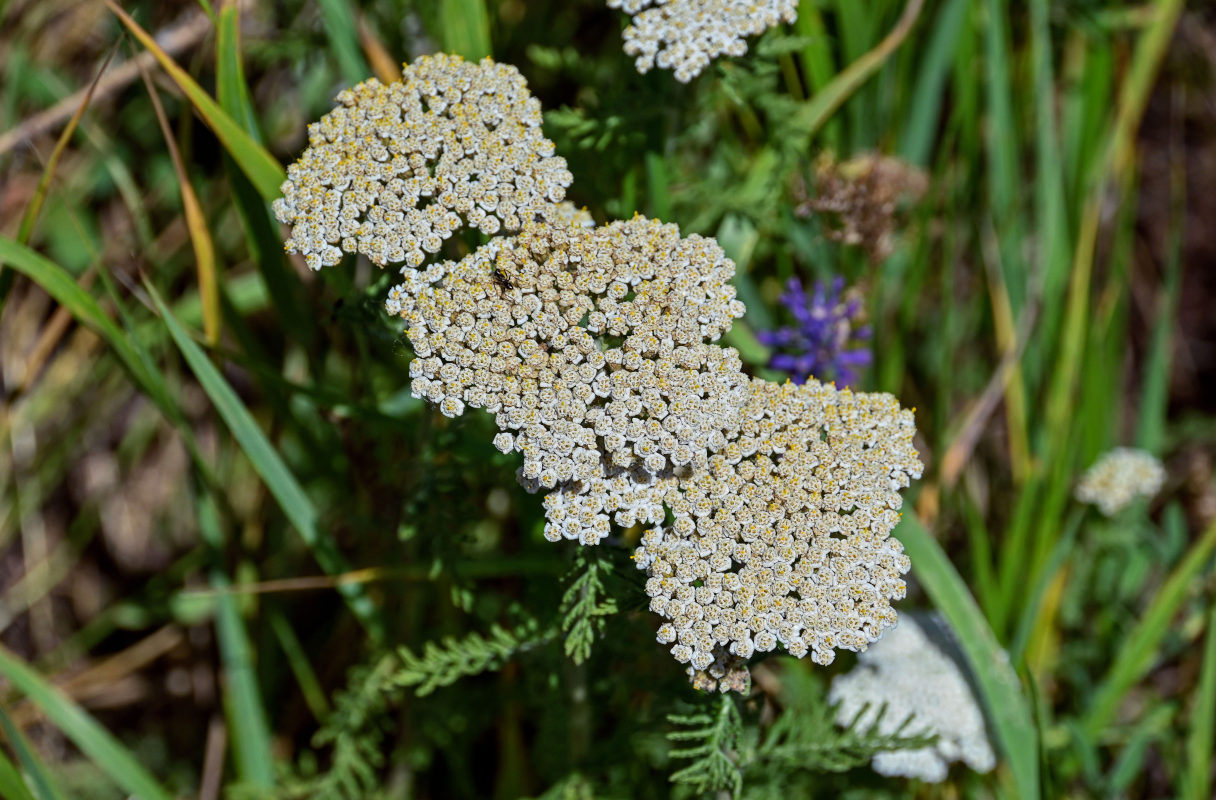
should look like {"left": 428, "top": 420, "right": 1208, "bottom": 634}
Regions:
{"left": 898, "top": 0, "right": 968, "bottom": 165}
{"left": 0, "top": 43, "right": 116, "bottom": 312}
{"left": 196, "top": 489, "right": 276, "bottom": 788}
{"left": 1026, "top": 0, "right": 1072, "bottom": 383}
{"left": 316, "top": 0, "right": 372, "bottom": 84}
{"left": 0, "top": 646, "right": 172, "bottom": 800}
{"left": 439, "top": 0, "right": 492, "bottom": 60}
{"left": 0, "top": 237, "right": 176, "bottom": 418}
{"left": 214, "top": 4, "right": 316, "bottom": 343}
{"left": 1008, "top": 508, "right": 1083, "bottom": 665}
{"left": 897, "top": 512, "right": 1041, "bottom": 798}
{"left": 0, "top": 704, "right": 65, "bottom": 800}
{"left": 104, "top": 0, "right": 286, "bottom": 201}
{"left": 215, "top": 0, "right": 263, "bottom": 144}
{"left": 1135, "top": 139, "right": 1184, "bottom": 454}
{"left": 645, "top": 151, "right": 672, "bottom": 222}
{"left": 0, "top": 748, "right": 37, "bottom": 800}
{"left": 138, "top": 60, "right": 222, "bottom": 345}
{"left": 269, "top": 608, "right": 331, "bottom": 721}
{"left": 793, "top": 0, "right": 841, "bottom": 148}
{"left": 1107, "top": 702, "right": 1176, "bottom": 794}
{"left": 1083, "top": 517, "right": 1216, "bottom": 738}
{"left": 146, "top": 283, "right": 384, "bottom": 642}
{"left": 1182, "top": 607, "right": 1216, "bottom": 800}
{"left": 789, "top": 0, "right": 925, "bottom": 144}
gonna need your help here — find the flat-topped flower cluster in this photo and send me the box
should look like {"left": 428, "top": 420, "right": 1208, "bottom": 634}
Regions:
{"left": 829, "top": 613, "right": 996, "bottom": 781}
{"left": 1076, "top": 447, "right": 1166, "bottom": 516}
{"left": 273, "top": 53, "right": 572, "bottom": 270}
{"left": 607, "top": 0, "right": 798, "bottom": 82}
{"left": 276, "top": 54, "right": 922, "bottom": 673}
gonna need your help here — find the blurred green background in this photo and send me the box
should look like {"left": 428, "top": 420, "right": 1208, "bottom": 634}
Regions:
{"left": 0, "top": 0, "right": 1214, "bottom": 797}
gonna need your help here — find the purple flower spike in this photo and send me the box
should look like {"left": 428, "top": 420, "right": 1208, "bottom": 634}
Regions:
{"left": 756, "top": 276, "right": 872, "bottom": 387}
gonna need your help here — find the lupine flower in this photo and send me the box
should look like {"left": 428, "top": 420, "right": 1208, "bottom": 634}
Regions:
{"left": 757, "top": 276, "right": 872, "bottom": 387}
{"left": 828, "top": 613, "right": 996, "bottom": 782}
{"left": 608, "top": 0, "right": 797, "bottom": 83}
{"left": 272, "top": 54, "right": 572, "bottom": 271}
{"left": 1076, "top": 447, "right": 1166, "bottom": 516}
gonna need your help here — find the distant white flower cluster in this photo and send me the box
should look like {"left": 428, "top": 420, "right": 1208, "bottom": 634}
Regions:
{"left": 1076, "top": 447, "right": 1166, "bottom": 516}
{"left": 607, "top": 0, "right": 798, "bottom": 82}
{"left": 829, "top": 613, "right": 996, "bottom": 782}
{"left": 277, "top": 55, "right": 923, "bottom": 672}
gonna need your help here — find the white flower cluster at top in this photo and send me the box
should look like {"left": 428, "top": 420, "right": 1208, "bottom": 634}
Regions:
{"left": 277, "top": 54, "right": 924, "bottom": 673}
{"left": 273, "top": 54, "right": 573, "bottom": 270}
{"left": 607, "top": 0, "right": 798, "bottom": 82}
{"left": 828, "top": 613, "right": 996, "bottom": 783}
{"left": 1075, "top": 447, "right": 1166, "bottom": 516}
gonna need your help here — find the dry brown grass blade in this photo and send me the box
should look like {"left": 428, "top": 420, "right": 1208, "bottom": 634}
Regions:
{"left": 199, "top": 716, "right": 227, "bottom": 800}
{"left": 8, "top": 626, "right": 184, "bottom": 727}
{"left": 15, "top": 45, "right": 119, "bottom": 248}
{"left": 938, "top": 222, "right": 1039, "bottom": 490}
{"left": 5, "top": 268, "right": 97, "bottom": 399}
{"left": 180, "top": 565, "right": 400, "bottom": 597}
{"left": 136, "top": 58, "right": 221, "bottom": 345}
{"left": 359, "top": 14, "right": 403, "bottom": 83}
{"left": 0, "top": 7, "right": 212, "bottom": 159}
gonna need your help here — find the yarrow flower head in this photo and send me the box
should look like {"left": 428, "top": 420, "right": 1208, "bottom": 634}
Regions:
{"left": 279, "top": 54, "right": 925, "bottom": 676}
{"left": 272, "top": 54, "right": 572, "bottom": 270}
{"left": 828, "top": 612, "right": 996, "bottom": 783}
{"left": 1076, "top": 447, "right": 1166, "bottom": 516}
{"left": 634, "top": 378, "right": 922, "bottom": 671}
{"left": 608, "top": 0, "right": 798, "bottom": 82}
{"left": 757, "top": 276, "right": 872, "bottom": 386}
{"left": 389, "top": 216, "right": 750, "bottom": 544}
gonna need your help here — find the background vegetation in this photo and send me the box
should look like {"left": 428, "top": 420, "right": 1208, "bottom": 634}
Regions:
{"left": 0, "top": 0, "right": 1214, "bottom": 797}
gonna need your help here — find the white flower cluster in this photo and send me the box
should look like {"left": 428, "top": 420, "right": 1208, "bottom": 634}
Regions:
{"left": 635, "top": 379, "right": 922, "bottom": 670}
{"left": 272, "top": 54, "right": 573, "bottom": 270}
{"left": 391, "top": 217, "right": 750, "bottom": 546}
{"left": 608, "top": 0, "right": 798, "bottom": 82}
{"left": 279, "top": 54, "right": 924, "bottom": 673}
{"left": 1076, "top": 447, "right": 1166, "bottom": 516}
{"left": 828, "top": 613, "right": 996, "bottom": 783}
{"left": 687, "top": 650, "right": 751, "bottom": 694}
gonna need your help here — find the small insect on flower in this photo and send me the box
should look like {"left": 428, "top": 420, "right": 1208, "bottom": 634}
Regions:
{"left": 492, "top": 265, "right": 516, "bottom": 295}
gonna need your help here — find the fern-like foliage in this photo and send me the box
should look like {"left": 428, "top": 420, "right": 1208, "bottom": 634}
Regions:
{"left": 755, "top": 700, "right": 936, "bottom": 775}
{"left": 525, "top": 772, "right": 597, "bottom": 800}
{"left": 667, "top": 694, "right": 744, "bottom": 797}
{"left": 266, "top": 619, "right": 556, "bottom": 799}
{"left": 666, "top": 667, "right": 940, "bottom": 799}
{"left": 393, "top": 616, "right": 555, "bottom": 696}
{"left": 261, "top": 654, "right": 400, "bottom": 800}
{"left": 559, "top": 549, "right": 617, "bottom": 665}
